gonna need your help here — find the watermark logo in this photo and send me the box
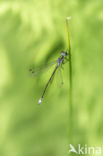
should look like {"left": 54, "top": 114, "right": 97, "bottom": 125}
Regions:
{"left": 68, "top": 144, "right": 102, "bottom": 155}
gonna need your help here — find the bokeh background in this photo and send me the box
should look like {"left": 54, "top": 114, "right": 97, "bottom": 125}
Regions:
{"left": 0, "top": 0, "right": 103, "bottom": 156}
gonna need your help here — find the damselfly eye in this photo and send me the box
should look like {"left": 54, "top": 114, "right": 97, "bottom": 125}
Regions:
{"left": 61, "top": 51, "right": 67, "bottom": 56}
{"left": 65, "top": 52, "right": 68, "bottom": 55}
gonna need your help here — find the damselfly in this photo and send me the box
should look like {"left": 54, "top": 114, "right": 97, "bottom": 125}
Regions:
{"left": 29, "top": 50, "right": 70, "bottom": 104}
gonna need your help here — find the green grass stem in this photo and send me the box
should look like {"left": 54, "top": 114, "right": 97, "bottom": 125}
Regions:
{"left": 66, "top": 17, "right": 73, "bottom": 146}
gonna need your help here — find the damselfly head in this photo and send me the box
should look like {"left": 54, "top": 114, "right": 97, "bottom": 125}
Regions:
{"left": 61, "top": 51, "right": 68, "bottom": 56}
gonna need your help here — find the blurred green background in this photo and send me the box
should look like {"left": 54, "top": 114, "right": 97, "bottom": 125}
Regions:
{"left": 0, "top": 0, "right": 103, "bottom": 156}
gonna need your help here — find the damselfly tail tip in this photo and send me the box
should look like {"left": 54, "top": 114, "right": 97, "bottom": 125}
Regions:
{"left": 38, "top": 98, "right": 42, "bottom": 105}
